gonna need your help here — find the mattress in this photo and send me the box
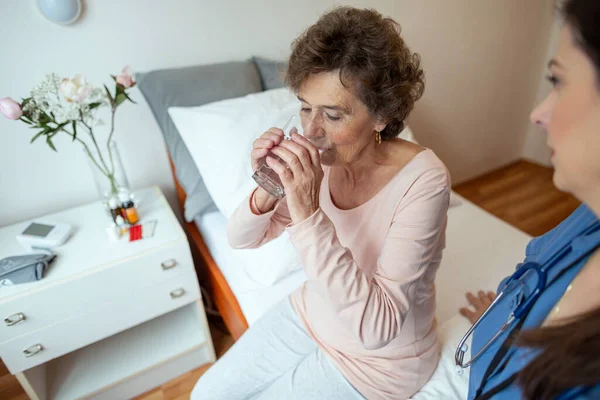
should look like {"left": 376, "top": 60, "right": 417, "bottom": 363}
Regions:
{"left": 194, "top": 192, "right": 532, "bottom": 326}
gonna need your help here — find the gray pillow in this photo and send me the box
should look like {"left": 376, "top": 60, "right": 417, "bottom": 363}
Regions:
{"left": 136, "top": 61, "right": 263, "bottom": 221}
{"left": 252, "top": 56, "right": 287, "bottom": 90}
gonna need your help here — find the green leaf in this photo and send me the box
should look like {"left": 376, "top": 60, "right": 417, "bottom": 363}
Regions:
{"left": 19, "top": 117, "right": 32, "bottom": 125}
{"left": 72, "top": 121, "right": 77, "bottom": 141}
{"left": 114, "top": 84, "right": 125, "bottom": 103}
{"left": 124, "top": 92, "right": 137, "bottom": 104}
{"left": 103, "top": 84, "right": 115, "bottom": 107}
{"left": 88, "top": 102, "right": 102, "bottom": 110}
{"left": 115, "top": 93, "right": 127, "bottom": 107}
{"left": 21, "top": 97, "right": 32, "bottom": 109}
{"left": 37, "top": 112, "right": 51, "bottom": 126}
{"left": 30, "top": 131, "right": 45, "bottom": 144}
{"left": 46, "top": 136, "right": 57, "bottom": 152}
{"left": 45, "top": 122, "right": 68, "bottom": 138}
{"left": 55, "top": 122, "right": 68, "bottom": 131}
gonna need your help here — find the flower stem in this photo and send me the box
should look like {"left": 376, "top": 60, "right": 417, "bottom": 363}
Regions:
{"left": 79, "top": 110, "right": 112, "bottom": 177}
{"left": 106, "top": 173, "right": 119, "bottom": 195}
{"left": 107, "top": 106, "right": 117, "bottom": 175}
{"left": 58, "top": 127, "right": 109, "bottom": 176}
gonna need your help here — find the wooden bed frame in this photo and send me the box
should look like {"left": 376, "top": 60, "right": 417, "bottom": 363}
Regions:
{"left": 168, "top": 155, "right": 249, "bottom": 340}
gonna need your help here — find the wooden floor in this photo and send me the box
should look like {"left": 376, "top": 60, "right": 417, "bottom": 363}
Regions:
{"left": 453, "top": 160, "right": 580, "bottom": 237}
{"left": 0, "top": 160, "right": 580, "bottom": 400}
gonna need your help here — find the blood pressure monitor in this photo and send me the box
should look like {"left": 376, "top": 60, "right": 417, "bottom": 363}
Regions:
{"left": 16, "top": 221, "right": 72, "bottom": 249}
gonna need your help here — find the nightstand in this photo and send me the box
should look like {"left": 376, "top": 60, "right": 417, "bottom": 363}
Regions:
{"left": 0, "top": 186, "right": 215, "bottom": 400}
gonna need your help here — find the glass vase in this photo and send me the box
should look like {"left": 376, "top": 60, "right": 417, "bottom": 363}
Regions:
{"left": 86, "top": 141, "right": 130, "bottom": 206}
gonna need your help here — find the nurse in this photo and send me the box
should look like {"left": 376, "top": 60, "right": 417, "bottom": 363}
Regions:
{"left": 457, "top": 0, "right": 600, "bottom": 399}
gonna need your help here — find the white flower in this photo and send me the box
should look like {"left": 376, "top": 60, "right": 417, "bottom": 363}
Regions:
{"left": 60, "top": 74, "right": 92, "bottom": 103}
{"left": 24, "top": 73, "right": 108, "bottom": 125}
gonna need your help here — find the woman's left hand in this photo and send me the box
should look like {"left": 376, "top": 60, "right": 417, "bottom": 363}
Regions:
{"left": 267, "top": 132, "right": 323, "bottom": 225}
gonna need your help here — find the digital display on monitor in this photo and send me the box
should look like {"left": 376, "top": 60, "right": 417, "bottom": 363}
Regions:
{"left": 22, "top": 223, "right": 54, "bottom": 237}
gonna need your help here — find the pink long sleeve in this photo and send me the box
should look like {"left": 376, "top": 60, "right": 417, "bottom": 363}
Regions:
{"left": 227, "top": 189, "right": 292, "bottom": 249}
{"left": 286, "top": 174, "right": 449, "bottom": 350}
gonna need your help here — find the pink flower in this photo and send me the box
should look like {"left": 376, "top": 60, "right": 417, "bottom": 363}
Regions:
{"left": 116, "top": 66, "right": 135, "bottom": 88}
{"left": 60, "top": 74, "right": 92, "bottom": 103}
{"left": 0, "top": 97, "right": 23, "bottom": 120}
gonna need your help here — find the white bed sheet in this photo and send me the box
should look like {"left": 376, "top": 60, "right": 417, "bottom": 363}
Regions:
{"left": 194, "top": 192, "right": 532, "bottom": 326}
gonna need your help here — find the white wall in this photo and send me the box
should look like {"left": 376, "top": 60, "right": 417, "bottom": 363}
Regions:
{"left": 0, "top": 0, "right": 555, "bottom": 227}
{"left": 521, "top": 17, "right": 562, "bottom": 166}
{"left": 403, "top": 0, "right": 555, "bottom": 182}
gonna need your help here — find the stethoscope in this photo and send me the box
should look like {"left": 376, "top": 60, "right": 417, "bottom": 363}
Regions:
{"left": 454, "top": 220, "right": 600, "bottom": 399}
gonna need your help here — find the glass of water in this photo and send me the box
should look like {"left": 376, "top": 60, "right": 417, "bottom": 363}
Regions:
{"left": 252, "top": 115, "right": 314, "bottom": 199}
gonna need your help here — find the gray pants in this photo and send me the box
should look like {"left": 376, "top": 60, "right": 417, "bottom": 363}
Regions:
{"left": 191, "top": 298, "right": 364, "bottom": 400}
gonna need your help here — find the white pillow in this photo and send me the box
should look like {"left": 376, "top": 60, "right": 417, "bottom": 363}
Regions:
{"left": 411, "top": 314, "right": 471, "bottom": 400}
{"left": 169, "top": 88, "right": 303, "bottom": 286}
{"left": 399, "top": 125, "right": 418, "bottom": 144}
{"left": 169, "top": 88, "right": 300, "bottom": 218}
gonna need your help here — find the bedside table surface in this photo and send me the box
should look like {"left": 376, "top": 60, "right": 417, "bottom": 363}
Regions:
{"left": 0, "top": 187, "right": 186, "bottom": 302}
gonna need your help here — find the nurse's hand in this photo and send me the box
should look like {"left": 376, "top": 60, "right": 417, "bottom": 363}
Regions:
{"left": 459, "top": 290, "right": 497, "bottom": 325}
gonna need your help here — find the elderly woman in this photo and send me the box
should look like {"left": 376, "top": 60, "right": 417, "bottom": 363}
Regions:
{"left": 193, "top": 7, "right": 450, "bottom": 400}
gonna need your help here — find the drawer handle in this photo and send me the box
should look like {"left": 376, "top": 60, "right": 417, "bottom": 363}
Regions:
{"left": 170, "top": 288, "right": 186, "bottom": 299}
{"left": 5, "top": 312, "right": 26, "bottom": 326}
{"left": 23, "top": 344, "right": 43, "bottom": 357}
{"left": 161, "top": 259, "right": 178, "bottom": 270}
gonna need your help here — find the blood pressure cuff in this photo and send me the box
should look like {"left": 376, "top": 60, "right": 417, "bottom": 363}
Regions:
{"left": 0, "top": 253, "right": 55, "bottom": 285}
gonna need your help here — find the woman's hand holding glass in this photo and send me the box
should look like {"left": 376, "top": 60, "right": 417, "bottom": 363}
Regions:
{"left": 250, "top": 128, "right": 285, "bottom": 214}
{"left": 250, "top": 115, "right": 324, "bottom": 222}
{"left": 266, "top": 132, "right": 324, "bottom": 224}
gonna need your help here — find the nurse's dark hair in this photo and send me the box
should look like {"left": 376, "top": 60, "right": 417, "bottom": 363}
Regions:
{"left": 562, "top": 0, "right": 600, "bottom": 85}
{"left": 517, "top": 307, "right": 600, "bottom": 399}
{"left": 515, "top": 5, "right": 600, "bottom": 400}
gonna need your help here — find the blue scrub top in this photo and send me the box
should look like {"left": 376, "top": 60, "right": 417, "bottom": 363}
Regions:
{"left": 467, "top": 205, "right": 600, "bottom": 399}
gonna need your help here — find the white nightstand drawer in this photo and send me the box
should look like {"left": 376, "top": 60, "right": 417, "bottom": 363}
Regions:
{"left": 0, "top": 270, "right": 201, "bottom": 374}
{"left": 0, "top": 242, "right": 194, "bottom": 343}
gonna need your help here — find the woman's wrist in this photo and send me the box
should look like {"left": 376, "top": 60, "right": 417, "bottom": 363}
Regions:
{"left": 289, "top": 205, "right": 319, "bottom": 225}
{"left": 251, "top": 187, "right": 279, "bottom": 215}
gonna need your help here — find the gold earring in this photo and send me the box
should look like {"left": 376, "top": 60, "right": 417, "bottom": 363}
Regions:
{"left": 375, "top": 130, "right": 382, "bottom": 145}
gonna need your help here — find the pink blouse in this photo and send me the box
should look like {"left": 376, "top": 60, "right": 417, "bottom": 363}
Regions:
{"left": 228, "top": 149, "right": 450, "bottom": 399}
